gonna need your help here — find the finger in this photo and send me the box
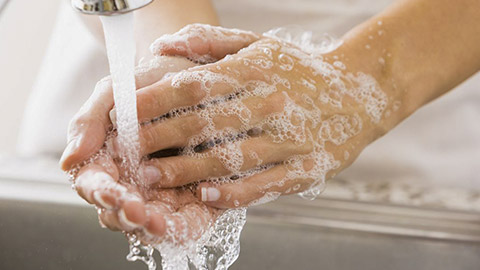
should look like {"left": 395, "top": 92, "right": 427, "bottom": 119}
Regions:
{"left": 196, "top": 164, "right": 316, "bottom": 208}
{"left": 75, "top": 155, "right": 143, "bottom": 211}
{"left": 139, "top": 135, "right": 312, "bottom": 188}
{"left": 74, "top": 156, "right": 119, "bottom": 205}
{"left": 171, "top": 202, "right": 215, "bottom": 243}
{"left": 146, "top": 201, "right": 215, "bottom": 244}
{"left": 134, "top": 51, "right": 268, "bottom": 123}
{"left": 151, "top": 24, "right": 260, "bottom": 63}
{"left": 134, "top": 56, "right": 196, "bottom": 89}
{"left": 117, "top": 200, "right": 147, "bottom": 231}
{"left": 98, "top": 209, "right": 122, "bottom": 231}
{"left": 60, "top": 56, "right": 196, "bottom": 171}
{"left": 60, "top": 78, "right": 114, "bottom": 171}
{"left": 143, "top": 202, "right": 170, "bottom": 237}
{"left": 133, "top": 91, "right": 288, "bottom": 156}
{"left": 141, "top": 189, "right": 189, "bottom": 238}
{"left": 90, "top": 181, "right": 147, "bottom": 232}
{"left": 144, "top": 189, "right": 187, "bottom": 211}
{"left": 139, "top": 114, "right": 208, "bottom": 156}
{"left": 108, "top": 57, "right": 197, "bottom": 124}
{"left": 134, "top": 69, "right": 239, "bottom": 123}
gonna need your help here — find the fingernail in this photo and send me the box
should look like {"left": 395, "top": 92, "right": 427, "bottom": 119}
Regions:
{"left": 118, "top": 208, "right": 141, "bottom": 230}
{"left": 141, "top": 166, "right": 162, "bottom": 185}
{"left": 105, "top": 138, "right": 119, "bottom": 158}
{"left": 93, "top": 191, "right": 113, "bottom": 210}
{"left": 109, "top": 109, "right": 117, "bottom": 126}
{"left": 201, "top": 187, "right": 221, "bottom": 202}
{"left": 59, "top": 137, "right": 80, "bottom": 168}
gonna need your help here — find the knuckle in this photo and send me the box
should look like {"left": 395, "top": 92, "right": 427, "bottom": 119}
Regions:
{"left": 140, "top": 127, "right": 160, "bottom": 153}
{"left": 186, "top": 23, "right": 208, "bottom": 34}
{"left": 177, "top": 115, "right": 207, "bottom": 137}
{"left": 68, "top": 113, "right": 86, "bottom": 134}
{"left": 285, "top": 141, "right": 313, "bottom": 156}
{"left": 186, "top": 83, "right": 207, "bottom": 103}
{"left": 263, "top": 92, "right": 287, "bottom": 114}
{"left": 244, "top": 66, "right": 267, "bottom": 81}
{"left": 219, "top": 187, "right": 247, "bottom": 208}
{"left": 156, "top": 159, "right": 185, "bottom": 185}
{"left": 68, "top": 110, "right": 107, "bottom": 142}
{"left": 141, "top": 90, "right": 165, "bottom": 119}
{"left": 94, "top": 76, "right": 111, "bottom": 91}
{"left": 170, "top": 159, "right": 189, "bottom": 179}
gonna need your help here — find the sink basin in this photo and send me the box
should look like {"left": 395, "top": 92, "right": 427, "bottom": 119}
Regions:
{"left": 1, "top": 197, "right": 479, "bottom": 270}
{"left": 0, "top": 156, "right": 479, "bottom": 270}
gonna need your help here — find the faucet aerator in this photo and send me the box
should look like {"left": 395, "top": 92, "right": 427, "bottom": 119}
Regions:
{"left": 72, "top": 0, "right": 153, "bottom": 15}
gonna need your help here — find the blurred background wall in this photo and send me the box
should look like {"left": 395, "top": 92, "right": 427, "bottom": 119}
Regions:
{"left": 0, "top": 0, "right": 60, "bottom": 154}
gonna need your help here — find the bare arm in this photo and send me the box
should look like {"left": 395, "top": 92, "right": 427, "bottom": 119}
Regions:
{"left": 332, "top": 0, "right": 480, "bottom": 132}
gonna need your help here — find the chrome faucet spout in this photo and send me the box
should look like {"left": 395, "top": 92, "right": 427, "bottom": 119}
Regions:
{"left": 72, "top": 0, "right": 153, "bottom": 15}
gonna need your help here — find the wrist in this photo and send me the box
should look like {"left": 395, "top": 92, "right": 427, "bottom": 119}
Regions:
{"left": 323, "top": 15, "right": 413, "bottom": 139}
{"left": 333, "top": 0, "right": 480, "bottom": 134}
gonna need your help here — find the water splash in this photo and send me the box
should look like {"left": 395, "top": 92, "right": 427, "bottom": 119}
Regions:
{"left": 126, "top": 233, "right": 157, "bottom": 270}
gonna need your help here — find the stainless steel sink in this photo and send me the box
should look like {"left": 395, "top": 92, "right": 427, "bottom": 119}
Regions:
{"left": 1, "top": 197, "right": 480, "bottom": 270}
{"left": 1, "top": 157, "right": 480, "bottom": 270}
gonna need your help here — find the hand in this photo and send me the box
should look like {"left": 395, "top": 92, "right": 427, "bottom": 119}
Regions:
{"left": 60, "top": 24, "right": 259, "bottom": 171}
{"left": 59, "top": 56, "right": 196, "bottom": 171}
{"left": 67, "top": 24, "right": 398, "bottom": 244}
{"left": 63, "top": 25, "right": 260, "bottom": 244}
{"left": 123, "top": 25, "right": 397, "bottom": 209}
{"left": 73, "top": 155, "right": 219, "bottom": 244}
{"left": 62, "top": 56, "right": 218, "bottom": 245}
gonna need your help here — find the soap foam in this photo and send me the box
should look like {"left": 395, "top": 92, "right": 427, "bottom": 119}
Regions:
{"left": 69, "top": 24, "right": 394, "bottom": 270}
{"left": 150, "top": 24, "right": 260, "bottom": 64}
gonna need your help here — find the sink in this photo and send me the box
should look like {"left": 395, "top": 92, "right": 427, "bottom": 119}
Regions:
{"left": 1, "top": 156, "right": 479, "bottom": 270}
{"left": 1, "top": 197, "right": 480, "bottom": 270}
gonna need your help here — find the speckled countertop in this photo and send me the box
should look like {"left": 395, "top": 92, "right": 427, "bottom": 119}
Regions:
{"left": 323, "top": 176, "right": 480, "bottom": 212}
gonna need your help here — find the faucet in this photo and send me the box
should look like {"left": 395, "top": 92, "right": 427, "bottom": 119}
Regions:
{"left": 72, "top": 0, "right": 153, "bottom": 15}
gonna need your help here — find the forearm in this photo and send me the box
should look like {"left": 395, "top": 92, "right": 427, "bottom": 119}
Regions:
{"left": 330, "top": 0, "right": 480, "bottom": 130}
{"left": 135, "top": 0, "right": 219, "bottom": 59}
{"left": 77, "top": 0, "right": 219, "bottom": 59}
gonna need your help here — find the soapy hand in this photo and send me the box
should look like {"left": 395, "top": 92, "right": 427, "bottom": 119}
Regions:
{"left": 59, "top": 56, "right": 196, "bottom": 171}
{"left": 73, "top": 154, "right": 220, "bottom": 244}
{"left": 62, "top": 55, "right": 223, "bottom": 244}
{"left": 59, "top": 24, "right": 259, "bottom": 172}
{"left": 64, "top": 24, "right": 397, "bottom": 243}
{"left": 61, "top": 25, "right": 262, "bottom": 243}
{"left": 124, "top": 24, "right": 395, "bottom": 208}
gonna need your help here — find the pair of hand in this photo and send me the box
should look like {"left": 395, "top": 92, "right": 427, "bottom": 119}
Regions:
{"left": 60, "top": 24, "right": 390, "bottom": 245}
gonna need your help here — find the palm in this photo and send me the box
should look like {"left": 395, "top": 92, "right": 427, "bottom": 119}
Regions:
{"left": 123, "top": 184, "right": 221, "bottom": 245}
{"left": 75, "top": 155, "right": 222, "bottom": 244}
